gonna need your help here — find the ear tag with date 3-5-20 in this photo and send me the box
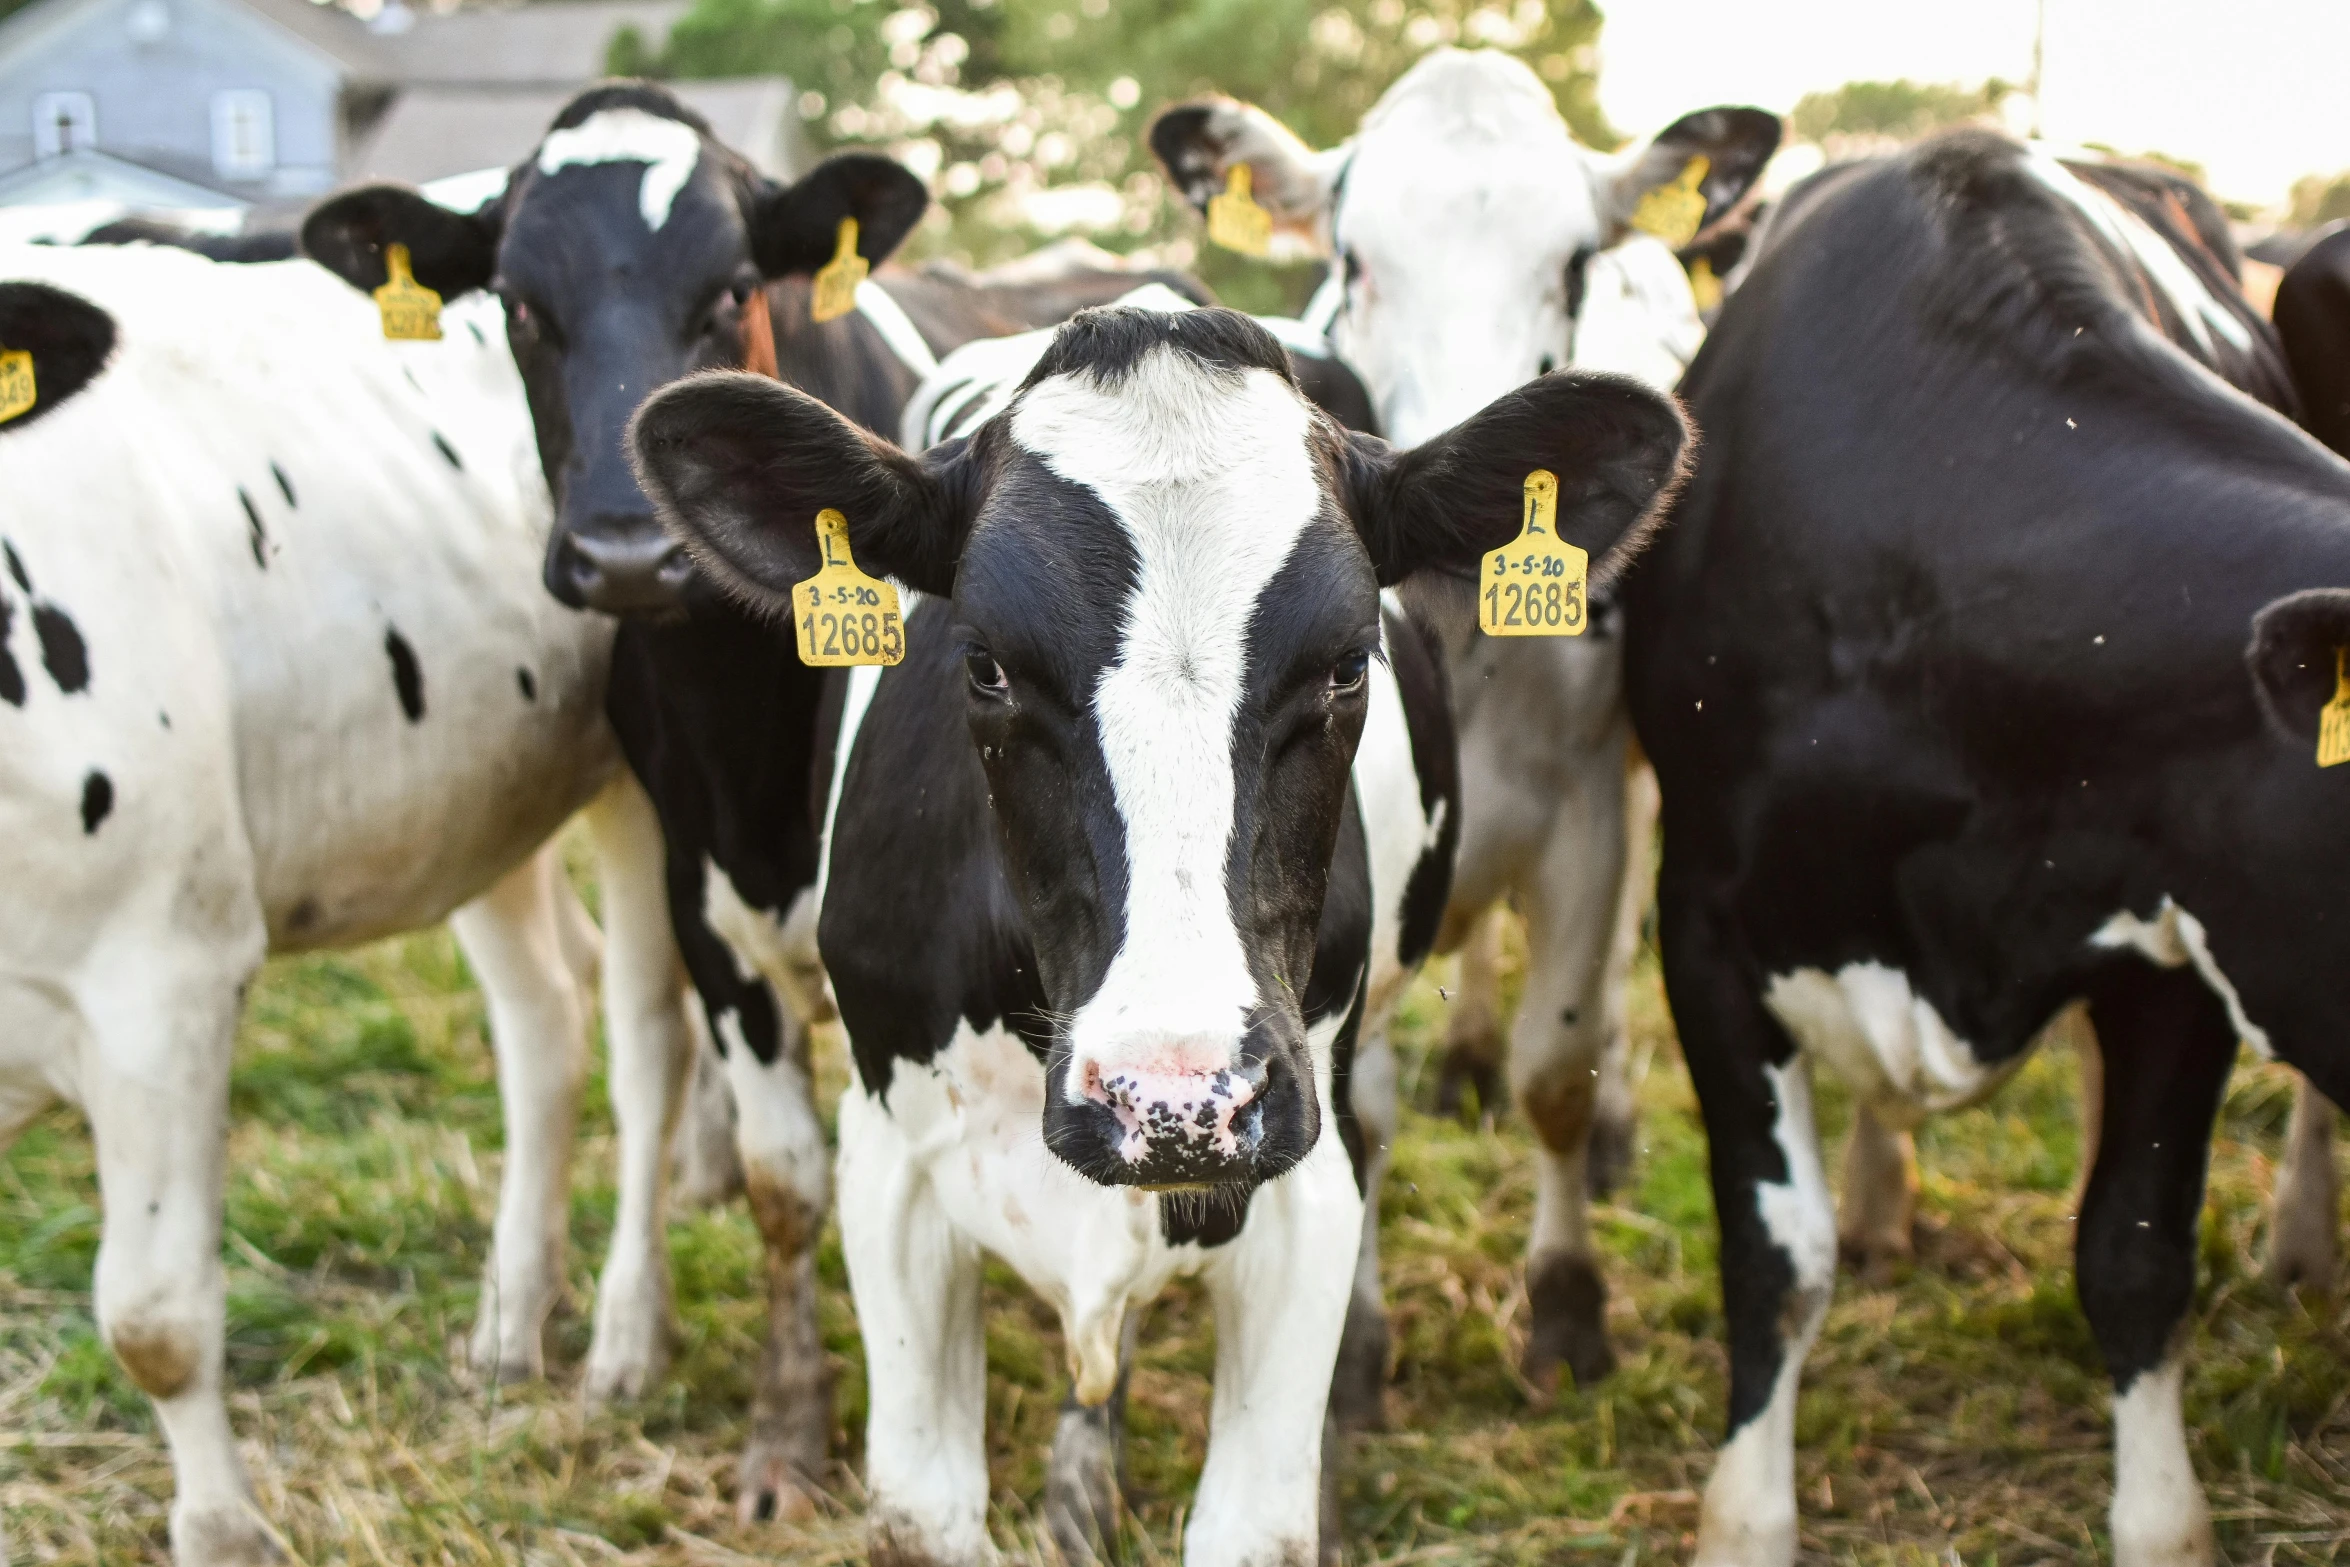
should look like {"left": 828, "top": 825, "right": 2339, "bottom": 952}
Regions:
{"left": 1208, "top": 164, "right": 1273, "bottom": 257}
{"left": 0, "top": 347, "right": 33, "bottom": 423}
{"left": 2319, "top": 647, "right": 2350, "bottom": 768}
{"left": 1480, "top": 469, "right": 1587, "bottom": 638}
{"left": 795, "top": 508, "right": 904, "bottom": 667}
{"left": 374, "top": 243, "right": 443, "bottom": 341}
{"left": 1631, "top": 154, "right": 1711, "bottom": 250}
{"left": 812, "top": 217, "right": 868, "bottom": 323}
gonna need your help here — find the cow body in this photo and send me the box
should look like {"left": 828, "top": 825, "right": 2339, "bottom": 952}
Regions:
{"left": 1622, "top": 130, "right": 2349, "bottom": 1566}
{"left": 0, "top": 245, "right": 687, "bottom": 1567}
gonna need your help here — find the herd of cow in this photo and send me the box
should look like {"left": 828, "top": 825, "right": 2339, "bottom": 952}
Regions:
{"left": 4, "top": 40, "right": 2349, "bottom": 1567}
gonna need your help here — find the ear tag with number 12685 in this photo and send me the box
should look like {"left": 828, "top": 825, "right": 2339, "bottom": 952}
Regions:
{"left": 1480, "top": 470, "right": 1587, "bottom": 637}
{"left": 795, "top": 508, "right": 904, "bottom": 667}
{"left": 812, "top": 218, "right": 867, "bottom": 323}
{"left": 1207, "top": 164, "right": 1273, "bottom": 256}
{"left": 1631, "top": 155, "right": 1711, "bottom": 250}
{"left": 2318, "top": 648, "right": 2350, "bottom": 768}
{"left": 0, "top": 348, "right": 33, "bottom": 423}
{"left": 374, "top": 243, "right": 443, "bottom": 340}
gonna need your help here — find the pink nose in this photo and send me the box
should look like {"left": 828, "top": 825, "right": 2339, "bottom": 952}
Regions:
{"left": 1080, "top": 1061, "right": 1258, "bottom": 1167}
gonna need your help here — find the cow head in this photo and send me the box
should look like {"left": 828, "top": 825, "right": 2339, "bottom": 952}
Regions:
{"left": 632, "top": 305, "right": 1688, "bottom": 1187}
{"left": 1152, "top": 47, "right": 1777, "bottom": 446}
{"left": 303, "top": 81, "right": 927, "bottom": 616}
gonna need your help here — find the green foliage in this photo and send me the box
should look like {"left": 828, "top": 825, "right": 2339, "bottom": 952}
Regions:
{"left": 2290, "top": 170, "right": 2350, "bottom": 230}
{"left": 1789, "top": 76, "right": 2013, "bottom": 145}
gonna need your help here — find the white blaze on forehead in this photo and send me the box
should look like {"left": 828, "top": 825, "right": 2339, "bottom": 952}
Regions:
{"left": 536, "top": 107, "right": 703, "bottom": 232}
{"left": 1010, "top": 345, "right": 1324, "bottom": 1074}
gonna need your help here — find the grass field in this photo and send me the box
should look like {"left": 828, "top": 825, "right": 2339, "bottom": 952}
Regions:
{"left": 5, "top": 870, "right": 2348, "bottom": 1565}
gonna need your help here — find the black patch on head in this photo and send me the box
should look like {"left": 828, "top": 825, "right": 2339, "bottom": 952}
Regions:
{"left": 516, "top": 666, "right": 537, "bottom": 701}
{"left": 80, "top": 770, "right": 112, "bottom": 834}
{"left": 550, "top": 79, "right": 715, "bottom": 137}
{"left": 34, "top": 602, "right": 87, "bottom": 693}
{"left": 239, "top": 488, "right": 268, "bottom": 568}
{"left": 271, "top": 462, "right": 296, "bottom": 507}
{"left": 1021, "top": 305, "right": 1297, "bottom": 398}
{"left": 384, "top": 627, "right": 425, "bottom": 722}
{"left": 0, "top": 593, "right": 22, "bottom": 706}
{"left": 431, "top": 431, "right": 462, "bottom": 471}
{"left": 0, "top": 281, "right": 118, "bottom": 432}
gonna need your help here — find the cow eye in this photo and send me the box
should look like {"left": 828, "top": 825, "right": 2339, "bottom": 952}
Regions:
{"left": 965, "top": 649, "right": 1009, "bottom": 697}
{"left": 1331, "top": 649, "right": 1370, "bottom": 692}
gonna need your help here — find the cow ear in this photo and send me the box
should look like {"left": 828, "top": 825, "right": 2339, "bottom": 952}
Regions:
{"left": 2248, "top": 588, "right": 2350, "bottom": 745}
{"left": 301, "top": 183, "right": 502, "bottom": 299}
{"left": 1604, "top": 107, "right": 1781, "bottom": 243}
{"left": 1150, "top": 99, "right": 1345, "bottom": 247}
{"left": 1343, "top": 370, "right": 1690, "bottom": 587}
{"left": 750, "top": 153, "right": 929, "bottom": 278}
{"left": 0, "top": 282, "right": 116, "bottom": 433}
{"left": 630, "top": 370, "right": 970, "bottom": 608}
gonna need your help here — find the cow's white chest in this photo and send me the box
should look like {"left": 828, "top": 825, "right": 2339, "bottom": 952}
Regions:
{"left": 1762, "top": 962, "right": 2019, "bottom": 1127}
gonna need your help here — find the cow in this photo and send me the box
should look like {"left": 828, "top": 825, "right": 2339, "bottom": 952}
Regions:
{"left": 78, "top": 216, "right": 301, "bottom": 262}
{"left": 0, "top": 242, "right": 690, "bottom": 1567}
{"left": 1619, "top": 128, "right": 2347, "bottom": 1566}
{"left": 630, "top": 299, "right": 1690, "bottom": 1567}
{"left": 1150, "top": 45, "right": 1778, "bottom": 1410}
{"left": 299, "top": 79, "right": 1253, "bottom": 1520}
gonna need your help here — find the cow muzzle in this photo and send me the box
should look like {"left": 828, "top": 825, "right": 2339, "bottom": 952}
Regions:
{"left": 1044, "top": 1026, "right": 1315, "bottom": 1190}
{"left": 547, "top": 524, "right": 695, "bottom": 615}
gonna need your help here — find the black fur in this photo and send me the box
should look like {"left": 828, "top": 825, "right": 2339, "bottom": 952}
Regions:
{"left": 0, "top": 283, "right": 117, "bottom": 433}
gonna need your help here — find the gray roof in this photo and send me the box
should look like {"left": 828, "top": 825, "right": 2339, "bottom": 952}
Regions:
{"left": 373, "top": 1, "right": 689, "bottom": 89}
{"left": 352, "top": 75, "right": 800, "bottom": 186}
{"left": 0, "top": 0, "right": 396, "bottom": 85}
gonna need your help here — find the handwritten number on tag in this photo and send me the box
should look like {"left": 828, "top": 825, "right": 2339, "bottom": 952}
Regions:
{"left": 795, "top": 508, "right": 904, "bottom": 667}
{"left": 1479, "top": 470, "right": 1588, "bottom": 638}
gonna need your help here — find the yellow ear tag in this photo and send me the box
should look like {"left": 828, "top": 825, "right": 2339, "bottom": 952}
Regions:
{"left": 1687, "top": 254, "right": 1724, "bottom": 315}
{"left": 374, "top": 243, "right": 443, "bottom": 341}
{"left": 2318, "top": 648, "right": 2350, "bottom": 768}
{"left": 812, "top": 217, "right": 868, "bottom": 324}
{"left": 1207, "top": 164, "right": 1273, "bottom": 257}
{"left": 795, "top": 508, "right": 904, "bottom": 667}
{"left": 1631, "top": 154, "right": 1711, "bottom": 250}
{"left": 0, "top": 348, "right": 34, "bottom": 424}
{"left": 1480, "top": 470, "right": 1587, "bottom": 637}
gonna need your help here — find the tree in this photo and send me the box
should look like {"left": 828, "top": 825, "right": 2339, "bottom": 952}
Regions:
{"left": 2289, "top": 171, "right": 2350, "bottom": 230}
{"left": 1788, "top": 77, "right": 2013, "bottom": 149}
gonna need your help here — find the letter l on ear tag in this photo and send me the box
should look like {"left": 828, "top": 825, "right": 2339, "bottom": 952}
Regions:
{"left": 812, "top": 217, "right": 867, "bottom": 324}
{"left": 1480, "top": 470, "right": 1587, "bottom": 637}
{"left": 374, "top": 243, "right": 443, "bottom": 341}
{"left": 0, "top": 348, "right": 34, "bottom": 423}
{"left": 795, "top": 508, "right": 904, "bottom": 667}
{"left": 2318, "top": 647, "right": 2350, "bottom": 768}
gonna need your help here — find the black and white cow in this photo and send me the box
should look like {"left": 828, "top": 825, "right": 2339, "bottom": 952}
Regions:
{"left": 1152, "top": 45, "right": 1777, "bottom": 1407}
{"left": 630, "top": 304, "right": 1689, "bottom": 1565}
{"left": 301, "top": 81, "right": 1246, "bottom": 1519}
{"left": 1621, "top": 129, "right": 2347, "bottom": 1566}
{"left": 0, "top": 243, "right": 693, "bottom": 1567}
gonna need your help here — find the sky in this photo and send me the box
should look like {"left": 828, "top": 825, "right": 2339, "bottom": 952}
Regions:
{"left": 1596, "top": 0, "right": 2350, "bottom": 210}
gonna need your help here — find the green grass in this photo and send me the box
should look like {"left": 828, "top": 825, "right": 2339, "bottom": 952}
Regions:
{"left": 3, "top": 894, "right": 2346, "bottom": 1564}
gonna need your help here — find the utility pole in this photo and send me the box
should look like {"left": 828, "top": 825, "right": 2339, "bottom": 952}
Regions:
{"left": 2027, "top": 0, "right": 2046, "bottom": 139}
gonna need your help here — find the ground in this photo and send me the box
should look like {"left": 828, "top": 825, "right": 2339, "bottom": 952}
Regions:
{"left": 4, "top": 867, "right": 2347, "bottom": 1565}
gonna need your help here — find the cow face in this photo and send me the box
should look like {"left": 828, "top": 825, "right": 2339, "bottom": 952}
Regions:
{"left": 1151, "top": 48, "right": 1776, "bottom": 447}
{"left": 633, "top": 305, "right": 1687, "bottom": 1188}
{"left": 303, "top": 82, "right": 926, "bottom": 616}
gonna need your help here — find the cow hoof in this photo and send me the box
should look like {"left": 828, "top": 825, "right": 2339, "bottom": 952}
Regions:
{"left": 1585, "top": 1109, "right": 1635, "bottom": 1199}
{"left": 1432, "top": 1047, "right": 1505, "bottom": 1125}
{"left": 1837, "top": 1228, "right": 1913, "bottom": 1286}
{"left": 582, "top": 1312, "right": 672, "bottom": 1404}
{"left": 171, "top": 1502, "right": 284, "bottom": 1566}
{"left": 1329, "top": 1291, "right": 1389, "bottom": 1432}
{"left": 735, "top": 1443, "right": 821, "bottom": 1525}
{"left": 1523, "top": 1252, "right": 1615, "bottom": 1393}
{"left": 1045, "top": 1403, "right": 1122, "bottom": 1564}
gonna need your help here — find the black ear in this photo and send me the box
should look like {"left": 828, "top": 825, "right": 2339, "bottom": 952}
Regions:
{"left": 749, "top": 153, "right": 929, "bottom": 278}
{"left": 630, "top": 370, "right": 971, "bottom": 608}
{"left": 1148, "top": 98, "right": 1341, "bottom": 229}
{"left": 1610, "top": 107, "right": 1782, "bottom": 239}
{"left": 1345, "top": 370, "right": 1690, "bottom": 587}
{"left": 0, "top": 282, "right": 117, "bottom": 433}
{"left": 301, "top": 183, "right": 502, "bottom": 299}
{"left": 2248, "top": 588, "right": 2350, "bottom": 743}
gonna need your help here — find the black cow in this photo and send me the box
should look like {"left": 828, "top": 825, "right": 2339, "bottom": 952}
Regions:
{"left": 633, "top": 304, "right": 1688, "bottom": 1567}
{"left": 2278, "top": 222, "right": 2350, "bottom": 457}
{"left": 1622, "top": 128, "right": 2350, "bottom": 1566}
{"left": 78, "top": 216, "right": 300, "bottom": 261}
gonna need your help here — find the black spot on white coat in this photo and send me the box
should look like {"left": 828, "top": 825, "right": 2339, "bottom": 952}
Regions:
{"left": 515, "top": 666, "right": 537, "bottom": 701}
{"left": 0, "top": 591, "right": 23, "bottom": 706}
{"left": 3, "top": 541, "right": 27, "bottom": 592}
{"left": 239, "top": 488, "right": 268, "bottom": 568}
{"left": 430, "top": 431, "right": 462, "bottom": 471}
{"left": 34, "top": 602, "right": 87, "bottom": 694}
{"left": 384, "top": 628, "right": 425, "bottom": 722}
{"left": 80, "top": 770, "right": 112, "bottom": 834}
{"left": 271, "top": 462, "right": 296, "bottom": 507}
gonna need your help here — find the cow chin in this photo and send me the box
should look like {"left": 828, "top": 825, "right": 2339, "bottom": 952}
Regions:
{"left": 1042, "top": 1019, "right": 1320, "bottom": 1191}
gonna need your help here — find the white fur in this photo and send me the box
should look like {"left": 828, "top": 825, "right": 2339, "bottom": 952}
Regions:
{"left": 2110, "top": 1356, "right": 2216, "bottom": 1567}
{"left": 855, "top": 279, "right": 943, "bottom": 380}
{"left": 1011, "top": 347, "right": 1324, "bottom": 1095}
{"left": 1353, "top": 596, "right": 1446, "bottom": 1018}
{"left": 2023, "top": 150, "right": 2254, "bottom": 361}
{"left": 1763, "top": 961, "right": 2020, "bottom": 1128}
{"left": 536, "top": 106, "right": 703, "bottom": 231}
{"left": 1573, "top": 234, "right": 1706, "bottom": 393}
{"left": 2091, "top": 898, "right": 2273, "bottom": 1057}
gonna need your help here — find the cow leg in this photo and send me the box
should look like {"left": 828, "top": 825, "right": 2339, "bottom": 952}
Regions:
{"left": 81, "top": 950, "right": 280, "bottom": 1565}
{"left": 728, "top": 1021, "right": 834, "bottom": 1524}
{"left": 1434, "top": 907, "right": 1508, "bottom": 1122}
{"left": 1666, "top": 894, "right": 1835, "bottom": 1567}
{"left": 1331, "top": 1020, "right": 1397, "bottom": 1432}
{"left": 1045, "top": 1313, "right": 1138, "bottom": 1565}
{"left": 1513, "top": 736, "right": 1634, "bottom": 1394}
{"left": 668, "top": 1009, "right": 744, "bottom": 1212}
{"left": 1186, "top": 1138, "right": 1361, "bottom": 1567}
{"left": 581, "top": 771, "right": 697, "bottom": 1402}
{"left": 2080, "top": 964, "right": 2235, "bottom": 1567}
{"left": 1836, "top": 1104, "right": 1917, "bottom": 1280}
{"left": 1585, "top": 757, "right": 1657, "bottom": 1198}
{"left": 451, "top": 845, "right": 590, "bottom": 1384}
{"left": 837, "top": 1084, "right": 992, "bottom": 1566}
{"left": 2266, "top": 1073, "right": 2340, "bottom": 1291}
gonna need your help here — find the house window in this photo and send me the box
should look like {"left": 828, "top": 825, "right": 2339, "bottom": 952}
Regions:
{"left": 32, "top": 92, "right": 95, "bottom": 157}
{"left": 210, "top": 89, "right": 273, "bottom": 179}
